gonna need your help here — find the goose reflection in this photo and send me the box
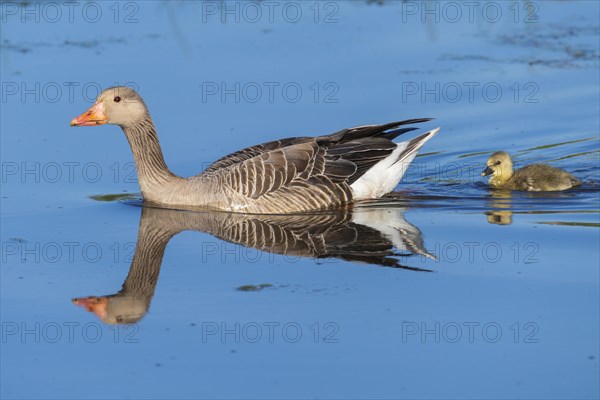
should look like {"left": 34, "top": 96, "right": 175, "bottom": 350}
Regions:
{"left": 484, "top": 186, "right": 589, "bottom": 225}
{"left": 73, "top": 204, "right": 433, "bottom": 324}
{"left": 485, "top": 190, "right": 514, "bottom": 225}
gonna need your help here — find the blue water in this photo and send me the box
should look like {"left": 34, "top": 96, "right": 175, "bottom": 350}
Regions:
{"left": 1, "top": 1, "right": 599, "bottom": 399}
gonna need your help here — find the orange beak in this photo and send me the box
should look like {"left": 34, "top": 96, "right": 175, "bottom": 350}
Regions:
{"left": 70, "top": 102, "right": 107, "bottom": 127}
{"left": 72, "top": 296, "right": 108, "bottom": 319}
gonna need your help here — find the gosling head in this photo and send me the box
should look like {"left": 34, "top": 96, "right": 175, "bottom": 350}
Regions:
{"left": 70, "top": 86, "right": 148, "bottom": 128}
{"left": 482, "top": 151, "right": 514, "bottom": 185}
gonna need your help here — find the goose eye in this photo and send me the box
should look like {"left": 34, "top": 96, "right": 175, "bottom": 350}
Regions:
{"left": 494, "top": 161, "right": 501, "bottom": 165}
{"left": 114, "top": 96, "right": 121, "bottom": 103}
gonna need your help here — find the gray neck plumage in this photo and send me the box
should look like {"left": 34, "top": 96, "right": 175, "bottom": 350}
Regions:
{"left": 119, "top": 210, "right": 175, "bottom": 297}
{"left": 122, "top": 116, "right": 179, "bottom": 195}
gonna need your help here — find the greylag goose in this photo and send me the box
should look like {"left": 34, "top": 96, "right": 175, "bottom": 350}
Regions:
{"left": 73, "top": 205, "right": 433, "bottom": 324}
{"left": 482, "top": 151, "right": 580, "bottom": 191}
{"left": 71, "top": 87, "right": 439, "bottom": 213}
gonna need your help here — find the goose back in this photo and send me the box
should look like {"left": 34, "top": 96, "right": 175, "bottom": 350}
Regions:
{"left": 195, "top": 119, "right": 436, "bottom": 212}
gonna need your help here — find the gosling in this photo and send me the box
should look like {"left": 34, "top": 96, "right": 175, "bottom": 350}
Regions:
{"left": 481, "top": 151, "right": 580, "bottom": 191}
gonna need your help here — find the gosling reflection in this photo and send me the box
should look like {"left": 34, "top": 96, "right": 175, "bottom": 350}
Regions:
{"left": 73, "top": 205, "right": 433, "bottom": 324}
{"left": 485, "top": 190, "right": 514, "bottom": 225}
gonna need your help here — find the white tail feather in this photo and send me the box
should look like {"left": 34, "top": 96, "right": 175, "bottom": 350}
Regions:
{"left": 350, "top": 127, "right": 440, "bottom": 199}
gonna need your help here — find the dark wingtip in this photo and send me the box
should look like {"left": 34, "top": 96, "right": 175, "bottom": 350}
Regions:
{"left": 324, "top": 118, "right": 436, "bottom": 143}
{"left": 380, "top": 127, "right": 418, "bottom": 140}
{"left": 393, "top": 118, "right": 434, "bottom": 126}
{"left": 380, "top": 118, "right": 435, "bottom": 139}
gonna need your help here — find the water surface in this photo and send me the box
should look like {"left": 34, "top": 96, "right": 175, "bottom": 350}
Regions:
{"left": 1, "top": 1, "right": 599, "bottom": 399}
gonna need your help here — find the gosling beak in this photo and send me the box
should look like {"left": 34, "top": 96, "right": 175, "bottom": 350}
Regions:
{"left": 70, "top": 102, "right": 107, "bottom": 127}
{"left": 481, "top": 166, "right": 494, "bottom": 176}
{"left": 72, "top": 296, "right": 108, "bottom": 319}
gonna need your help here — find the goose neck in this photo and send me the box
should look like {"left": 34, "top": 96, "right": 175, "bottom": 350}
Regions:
{"left": 122, "top": 117, "right": 178, "bottom": 194}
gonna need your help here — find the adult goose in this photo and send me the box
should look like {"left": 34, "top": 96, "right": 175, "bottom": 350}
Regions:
{"left": 71, "top": 86, "right": 439, "bottom": 213}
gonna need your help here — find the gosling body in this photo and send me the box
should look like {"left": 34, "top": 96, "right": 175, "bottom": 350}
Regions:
{"left": 482, "top": 151, "right": 580, "bottom": 191}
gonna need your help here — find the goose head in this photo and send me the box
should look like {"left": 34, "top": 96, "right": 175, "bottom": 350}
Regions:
{"left": 482, "top": 151, "right": 514, "bottom": 184}
{"left": 70, "top": 86, "right": 148, "bottom": 128}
